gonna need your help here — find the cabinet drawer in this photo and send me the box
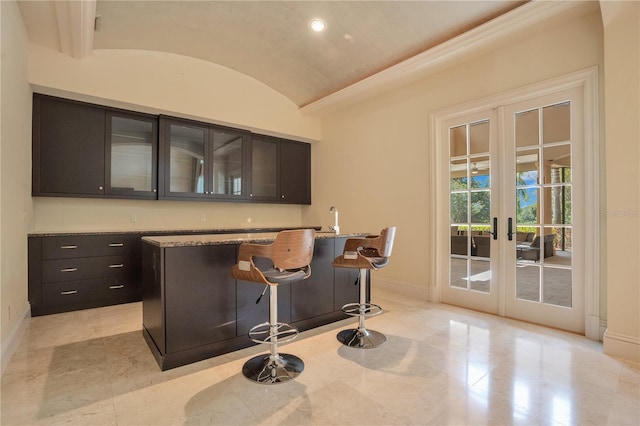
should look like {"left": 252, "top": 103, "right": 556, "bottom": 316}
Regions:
{"left": 42, "top": 256, "right": 130, "bottom": 283}
{"left": 42, "top": 235, "right": 138, "bottom": 259}
{"left": 42, "top": 277, "right": 139, "bottom": 307}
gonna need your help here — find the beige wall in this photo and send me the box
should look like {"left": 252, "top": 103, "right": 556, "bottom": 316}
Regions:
{"left": 1, "top": 0, "right": 33, "bottom": 353}
{"left": 601, "top": 0, "right": 640, "bottom": 361}
{"left": 303, "top": 10, "right": 604, "bottom": 296}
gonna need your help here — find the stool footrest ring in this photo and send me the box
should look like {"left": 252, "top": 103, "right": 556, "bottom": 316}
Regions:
{"left": 248, "top": 321, "right": 299, "bottom": 345}
{"left": 341, "top": 302, "right": 383, "bottom": 318}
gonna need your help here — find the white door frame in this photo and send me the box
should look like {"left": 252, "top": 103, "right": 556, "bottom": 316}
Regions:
{"left": 429, "top": 67, "right": 600, "bottom": 340}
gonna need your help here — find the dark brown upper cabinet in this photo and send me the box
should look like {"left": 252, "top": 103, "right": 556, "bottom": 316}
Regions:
{"left": 32, "top": 94, "right": 158, "bottom": 199}
{"left": 33, "top": 95, "right": 106, "bottom": 196}
{"left": 158, "top": 116, "right": 250, "bottom": 201}
{"left": 32, "top": 95, "right": 310, "bottom": 205}
{"left": 249, "top": 135, "right": 311, "bottom": 204}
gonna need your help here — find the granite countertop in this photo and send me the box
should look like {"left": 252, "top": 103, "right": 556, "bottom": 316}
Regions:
{"left": 142, "top": 231, "right": 366, "bottom": 248}
{"left": 28, "top": 226, "right": 322, "bottom": 237}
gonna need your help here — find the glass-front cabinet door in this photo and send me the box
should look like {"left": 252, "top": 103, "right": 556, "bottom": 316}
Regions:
{"left": 159, "top": 117, "right": 248, "bottom": 200}
{"left": 106, "top": 111, "right": 158, "bottom": 198}
{"left": 162, "top": 118, "right": 208, "bottom": 199}
{"left": 250, "top": 136, "right": 278, "bottom": 201}
{"left": 209, "top": 127, "right": 249, "bottom": 199}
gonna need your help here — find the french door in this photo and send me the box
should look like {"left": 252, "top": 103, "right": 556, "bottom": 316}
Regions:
{"left": 438, "top": 85, "right": 586, "bottom": 333}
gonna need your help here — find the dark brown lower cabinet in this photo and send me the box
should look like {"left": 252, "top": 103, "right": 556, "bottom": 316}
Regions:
{"left": 29, "top": 233, "right": 141, "bottom": 316}
{"left": 164, "top": 245, "right": 237, "bottom": 353}
{"left": 142, "top": 236, "right": 368, "bottom": 370}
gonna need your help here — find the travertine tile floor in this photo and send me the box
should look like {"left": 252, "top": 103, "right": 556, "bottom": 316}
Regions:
{"left": 2, "top": 293, "right": 639, "bottom": 425}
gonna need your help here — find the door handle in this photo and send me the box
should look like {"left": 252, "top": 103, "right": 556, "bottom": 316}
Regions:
{"left": 489, "top": 217, "right": 498, "bottom": 240}
{"left": 508, "top": 217, "right": 514, "bottom": 241}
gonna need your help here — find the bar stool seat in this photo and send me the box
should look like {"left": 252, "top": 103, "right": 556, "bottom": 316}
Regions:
{"left": 333, "top": 227, "right": 396, "bottom": 349}
{"left": 232, "top": 229, "right": 315, "bottom": 384}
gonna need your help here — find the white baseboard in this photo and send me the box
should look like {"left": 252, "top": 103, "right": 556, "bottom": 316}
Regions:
{"left": 603, "top": 328, "right": 640, "bottom": 362}
{"left": 599, "top": 319, "right": 607, "bottom": 342}
{"left": 1, "top": 303, "right": 31, "bottom": 376}
{"left": 371, "top": 277, "right": 430, "bottom": 306}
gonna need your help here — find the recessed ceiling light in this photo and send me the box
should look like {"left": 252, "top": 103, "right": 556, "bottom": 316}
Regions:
{"left": 310, "top": 19, "right": 326, "bottom": 32}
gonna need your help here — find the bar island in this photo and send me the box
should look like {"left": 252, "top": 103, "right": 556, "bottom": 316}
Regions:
{"left": 141, "top": 231, "right": 368, "bottom": 370}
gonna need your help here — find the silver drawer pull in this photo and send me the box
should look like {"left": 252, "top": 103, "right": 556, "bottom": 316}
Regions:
{"left": 109, "top": 243, "right": 124, "bottom": 247}
{"left": 60, "top": 245, "right": 77, "bottom": 249}
{"left": 60, "top": 268, "right": 78, "bottom": 272}
{"left": 60, "top": 290, "right": 78, "bottom": 295}
{"left": 109, "top": 264, "right": 124, "bottom": 268}
{"left": 109, "top": 285, "right": 124, "bottom": 290}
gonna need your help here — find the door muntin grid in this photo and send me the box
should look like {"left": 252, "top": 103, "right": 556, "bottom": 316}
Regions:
{"left": 450, "top": 120, "right": 492, "bottom": 294}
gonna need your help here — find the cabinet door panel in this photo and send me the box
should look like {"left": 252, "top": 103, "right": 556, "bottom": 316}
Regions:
{"left": 210, "top": 128, "right": 248, "bottom": 199}
{"left": 161, "top": 118, "right": 209, "bottom": 199}
{"left": 250, "top": 137, "right": 278, "bottom": 200}
{"left": 106, "top": 111, "right": 158, "bottom": 198}
{"left": 35, "top": 96, "right": 105, "bottom": 195}
{"left": 164, "top": 245, "right": 236, "bottom": 353}
{"left": 280, "top": 140, "right": 311, "bottom": 204}
{"left": 290, "top": 238, "right": 335, "bottom": 322}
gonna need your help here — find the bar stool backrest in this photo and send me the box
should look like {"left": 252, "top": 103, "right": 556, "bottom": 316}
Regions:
{"left": 232, "top": 229, "right": 316, "bottom": 285}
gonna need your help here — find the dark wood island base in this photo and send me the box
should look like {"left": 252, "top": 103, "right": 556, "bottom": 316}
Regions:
{"left": 141, "top": 232, "right": 368, "bottom": 370}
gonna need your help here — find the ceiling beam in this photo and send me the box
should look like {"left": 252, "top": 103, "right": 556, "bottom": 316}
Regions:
{"left": 54, "top": 0, "right": 97, "bottom": 59}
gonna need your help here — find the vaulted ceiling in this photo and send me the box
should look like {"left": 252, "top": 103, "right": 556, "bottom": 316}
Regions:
{"left": 18, "top": 0, "right": 528, "bottom": 108}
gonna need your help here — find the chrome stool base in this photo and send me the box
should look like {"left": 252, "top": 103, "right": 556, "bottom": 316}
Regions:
{"left": 337, "top": 328, "right": 387, "bottom": 349}
{"left": 242, "top": 353, "right": 304, "bottom": 384}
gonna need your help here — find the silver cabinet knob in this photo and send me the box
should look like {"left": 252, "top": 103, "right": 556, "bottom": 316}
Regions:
{"left": 153, "top": 189, "right": 157, "bottom": 193}
{"left": 99, "top": 186, "right": 104, "bottom": 191}
{"left": 281, "top": 195, "right": 285, "bottom": 199}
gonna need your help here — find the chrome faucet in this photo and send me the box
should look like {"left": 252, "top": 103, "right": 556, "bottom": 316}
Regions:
{"left": 329, "top": 206, "right": 340, "bottom": 234}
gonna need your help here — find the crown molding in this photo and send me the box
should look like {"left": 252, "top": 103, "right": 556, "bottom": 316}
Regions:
{"left": 300, "top": 0, "right": 598, "bottom": 116}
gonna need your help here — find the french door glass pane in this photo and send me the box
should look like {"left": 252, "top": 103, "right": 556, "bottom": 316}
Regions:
{"left": 516, "top": 264, "right": 540, "bottom": 302}
{"left": 515, "top": 109, "right": 539, "bottom": 147}
{"left": 471, "top": 191, "right": 490, "bottom": 224}
{"left": 516, "top": 148, "right": 539, "bottom": 185}
{"left": 516, "top": 188, "right": 539, "bottom": 225}
{"left": 543, "top": 102, "right": 570, "bottom": 144}
{"left": 450, "top": 159, "right": 468, "bottom": 189}
{"left": 469, "top": 120, "right": 489, "bottom": 154}
{"left": 450, "top": 257, "right": 467, "bottom": 289}
{"left": 543, "top": 267, "right": 572, "bottom": 307}
{"left": 470, "top": 259, "right": 490, "bottom": 293}
{"left": 543, "top": 145, "right": 572, "bottom": 182}
{"left": 471, "top": 155, "right": 490, "bottom": 188}
{"left": 450, "top": 192, "right": 468, "bottom": 223}
{"left": 450, "top": 125, "right": 467, "bottom": 157}
{"left": 543, "top": 185, "right": 572, "bottom": 224}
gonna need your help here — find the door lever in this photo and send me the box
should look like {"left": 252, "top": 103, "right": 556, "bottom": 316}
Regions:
{"left": 508, "top": 217, "right": 514, "bottom": 241}
{"left": 489, "top": 217, "right": 498, "bottom": 240}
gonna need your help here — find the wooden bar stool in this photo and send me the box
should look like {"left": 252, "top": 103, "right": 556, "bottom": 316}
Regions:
{"left": 333, "top": 227, "right": 396, "bottom": 349}
{"left": 232, "top": 229, "right": 315, "bottom": 384}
